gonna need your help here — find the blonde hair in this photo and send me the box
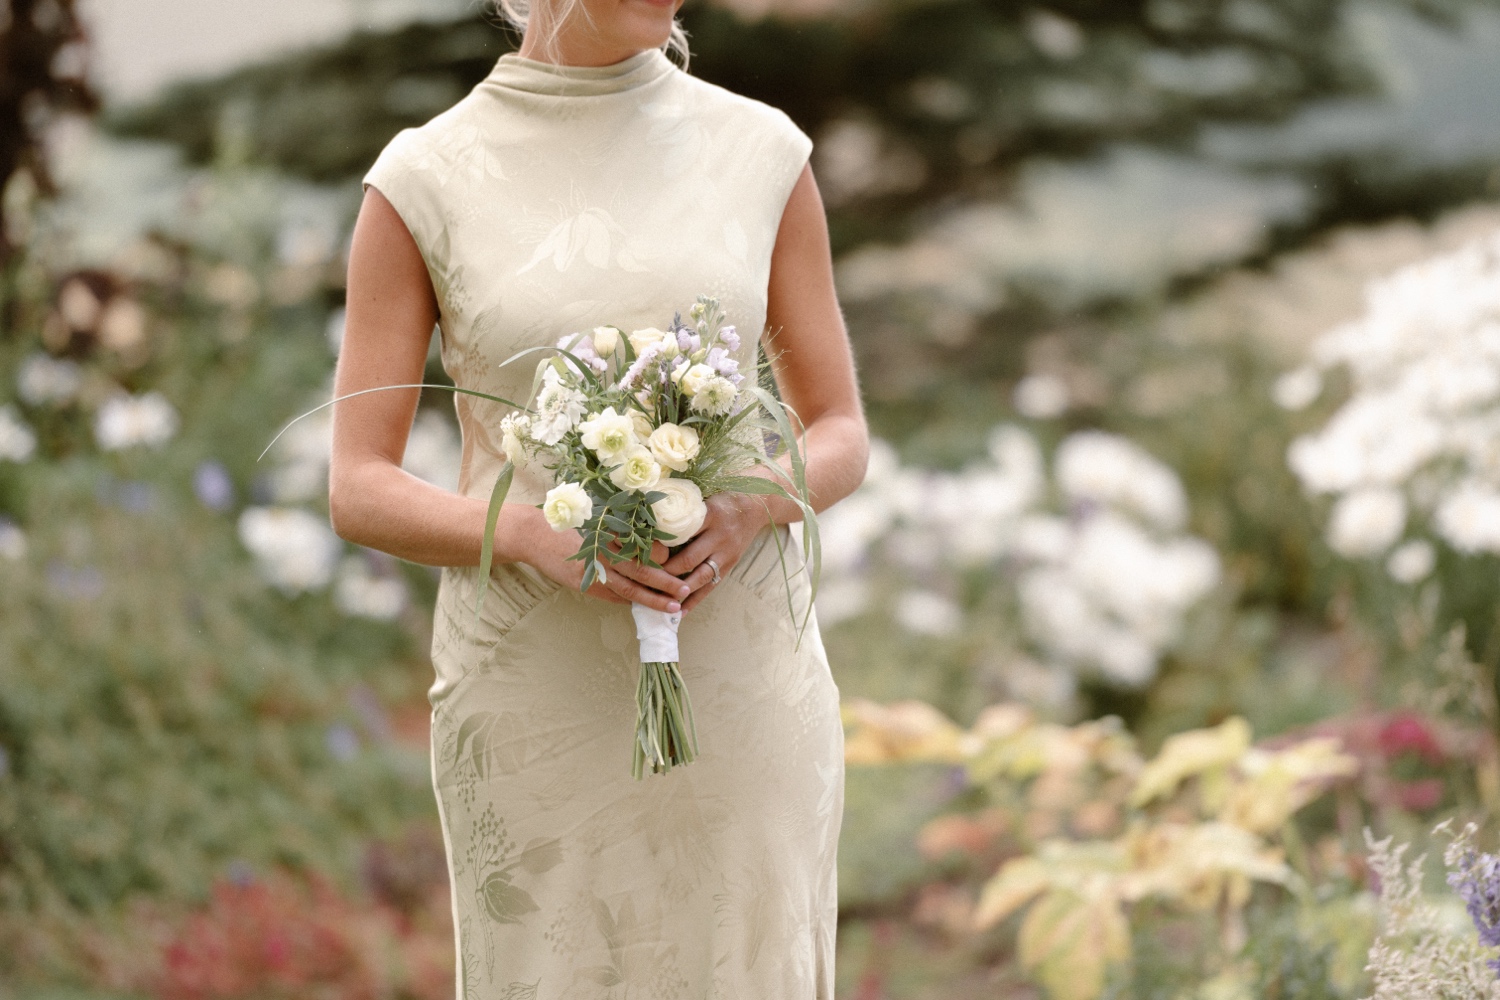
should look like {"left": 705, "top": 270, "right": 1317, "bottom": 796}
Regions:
{"left": 493, "top": 0, "right": 690, "bottom": 69}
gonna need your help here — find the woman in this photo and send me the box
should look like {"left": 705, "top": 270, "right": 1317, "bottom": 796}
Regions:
{"left": 328, "top": 0, "right": 868, "bottom": 994}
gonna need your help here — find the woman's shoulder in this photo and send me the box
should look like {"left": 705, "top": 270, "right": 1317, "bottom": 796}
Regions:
{"left": 671, "top": 71, "right": 811, "bottom": 151}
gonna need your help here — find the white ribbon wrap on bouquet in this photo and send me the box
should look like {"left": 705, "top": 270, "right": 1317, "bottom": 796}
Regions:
{"left": 631, "top": 604, "right": 682, "bottom": 663}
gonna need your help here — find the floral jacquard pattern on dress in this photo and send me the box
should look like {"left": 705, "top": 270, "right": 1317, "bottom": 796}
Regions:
{"left": 364, "top": 48, "right": 841, "bottom": 1000}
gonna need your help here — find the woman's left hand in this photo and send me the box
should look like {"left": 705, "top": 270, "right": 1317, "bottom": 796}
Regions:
{"left": 661, "top": 492, "right": 770, "bottom": 612}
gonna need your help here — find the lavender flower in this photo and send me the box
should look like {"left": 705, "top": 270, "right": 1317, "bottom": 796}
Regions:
{"left": 719, "top": 325, "right": 740, "bottom": 353}
{"left": 676, "top": 327, "right": 699, "bottom": 354}
{"left": 1448, "top": 844, "right": 1500, "bottom": 973}
{"left": 706, "top": 347, "right": 739, "bottom": 377}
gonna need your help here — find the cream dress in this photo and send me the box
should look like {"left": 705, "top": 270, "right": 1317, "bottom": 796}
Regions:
{"left": 363, "top": 48, "right": 843, "bottom": 1000}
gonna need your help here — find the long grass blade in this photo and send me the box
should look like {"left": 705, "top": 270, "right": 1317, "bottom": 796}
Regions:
{"left": 259, "top": 383, "right": 528, "bottom": 462}
{"left": 474, "top": 461, "right": 515, "bottom": 632}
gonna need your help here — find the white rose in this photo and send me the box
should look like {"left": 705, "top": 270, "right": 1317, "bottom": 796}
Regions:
{"left": 647, "top": 422, "right": 701, "bottom": 472}
{"left": 651, "top": 478, "right": 707, "bottom": 543}
{"left": 578, "top": 406, "right": 638, "bottom": 465}
{"left": 543, "top": 482, "right": 593, "bottom": 532}
{"left": 629, "top": 327, "right": 670, "bottom": 357}
{"left": 675, "top": 363, "right": 716, "bottom": 397}
{"left": 609, "top": 447, "right": 663, "bottom": 493}
{"left": 592, "top": 326, "right": 621, "bottom": 356}
{"left": 689, "top": 376, "right": 738, "bottom": 416}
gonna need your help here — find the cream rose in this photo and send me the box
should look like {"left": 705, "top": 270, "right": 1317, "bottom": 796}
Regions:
{"left": 647, "top": 422, "right": 701, "bottom": 473}
{"left": 542, "top": 482, "right": 592, "bottom": 532}
{"left": 608, "top": 447, "right": 663, "bottom": 492}
{"left": 675, "top": 363, "right": 716, "bottom": 397}
{"left": 629, "top": 327, "right": 670, "bottom": 357}
{"left": 578, "top": 406, "right": 638, "bottom": 465}
{"left": 651, "top": 478, "right": 708, "bottom": 543}
{"left": 592, "top": 325, "right": 621, "bottom": 356}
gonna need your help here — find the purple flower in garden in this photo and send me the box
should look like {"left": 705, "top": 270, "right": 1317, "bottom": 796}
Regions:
{"left": 1448, "top": 848, "right": 1500, "bottom": 974}
{"left": 719, "top": 325, "right": 740, "bottom": 352}
{"left": 326, "top": 723, "right": 360, "bottom": 762}
{"left": 194, "top": 460, "right": 235, "bottom": 511}
{"left": 676, "top": 327, "right": 700, "bottom": 354}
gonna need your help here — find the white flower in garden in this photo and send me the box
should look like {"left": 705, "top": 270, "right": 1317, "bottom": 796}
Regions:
{"left": 532, "top": 366, "right": 587, "bottom": 446}
{"left": 608, "top": 447, "right": 663, "bottom": 493}
{"left": 94, "top": 392, "right": 178, "bottom": 451}
{"left": 402, "top": 410, "right": 461, "bottom": 492}
{"left": 1012, "top": 373, "right": 1070, "bottom": 419}
{"left": 592, "top": 326, "right": 621, "bottom": 356}
{"left": 1055, "top": 430, "right": 1187, "bottom": 531}
{"left": 650, "top": 477, "right": 707, "bottom": 542}
{"left": 1288, "top": 230, "right": 1500, "bottom": 563}
{"left": 238, "top": 507, "right": 341, "bottom": 594}
{"left": 1012, "top": 514, "right": 1072, "bottom": 562}
{"left": 814, "top": 577, "right": 872, "bottom": 626}
{"left": 16, "top": 353, "right": 82, "bottom": 405}
{"left": 0, "top": 519, "right": 26, "bottom": 561}
{"left": 1387, "top": 540, "right": 1436, "bottom": 584}
{"left": 895, "top": 589, "right": 963, "bottom": 637}
{"left": 1272, "top": 366, "right": 1322, "bottom": 411}
{"left": 579, "top": 407, "right": 640, "bottom": 465}
{"left": 543, "top": 482, "right": 593, "bottom": 532}
{"left": 334, "top": 556, "right": 408, "bottom": 620}
{"left": 1435, "top": 481, "right": 1500, "bottom": 554}
{"left": 500, "top": 413, "right": 533, "bottom": 468}
{"left": 628, "top": 327, "right": 670, "bottom": 357}
{"left": 647, "top": 423, "right": 700, "bottom": 472}
{"left": 1325, "top": 487, "right": 1406, "bottom": 558}
{"left": 689, "top": 377, "right": 738, "bottom": 417}
{"left": 271, "top": 410, "right": 332, "bottom": 503}
{"left": 0, "top": 406, "right": 37, "bottom": 462}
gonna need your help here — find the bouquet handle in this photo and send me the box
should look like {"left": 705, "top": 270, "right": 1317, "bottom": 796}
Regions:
{"left": 630, "top": 604, "right": 698, "bottom": 778}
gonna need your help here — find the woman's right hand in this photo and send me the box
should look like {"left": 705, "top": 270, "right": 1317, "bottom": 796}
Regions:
{"left": 503, "top": 506, "right": 689, "bottom": 614}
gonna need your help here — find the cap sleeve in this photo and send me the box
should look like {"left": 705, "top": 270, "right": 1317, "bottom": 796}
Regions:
{"left": 362, "top": 129, "right": 447, "bottom": 292}
{"left": 764, "top": 110, "right": 813, "bottom": 227}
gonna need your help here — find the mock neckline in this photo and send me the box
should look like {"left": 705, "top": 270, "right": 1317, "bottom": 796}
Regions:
{"left": 485, "top": 48, "right": 675, "bottom": 97}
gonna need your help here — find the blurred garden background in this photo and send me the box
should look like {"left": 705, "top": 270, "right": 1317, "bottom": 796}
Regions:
{"left": 6, "top": 0, "right": 1500, "bottom": 996}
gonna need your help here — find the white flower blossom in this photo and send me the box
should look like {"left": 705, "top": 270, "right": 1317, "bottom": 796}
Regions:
{"left": 1325, "top": 487, "right": 1407, "bottom": 558}
{"left": 1055, "top": 430, "right": 1187, "bottom": 531}
{"left": 94, "top": 392, "right": 178, "bottom": 451}
{"left": 1288, "top": 231, "right": 1500, "bottom": 566}
{"left": 238, "top": 507, "right": 342, "bottom": 594}
{"left": 0, "top": 406, "right": 37, "bottom": 462}
{"left": 334, "top": 556, "right": 408, "bottom": 620}
{"left": 532, "top": 366, "right": 588, "bottom": 446}
{"left": 1387, "top": 540, "right": 1436, "bottom": 584}
{"left": 543, "top": 482, "right": 593, "bottom": 531}
{"left": 16, "top": 353, "right": 82, "bottom": 405}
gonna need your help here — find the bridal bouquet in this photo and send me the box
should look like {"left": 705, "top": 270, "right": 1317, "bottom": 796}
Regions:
{"left": 268, "top": 296, "right": 818, "bottom": 779}
{"left": 482, "top": 297, "right": 816, "bottom": 777}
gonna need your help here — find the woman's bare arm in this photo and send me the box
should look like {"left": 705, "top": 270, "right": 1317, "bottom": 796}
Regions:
{"left": 327, "top": 187, "right": 689, "bottom": 612}
{"left": 663, "top": 164, "right": 870, "bottom": 604}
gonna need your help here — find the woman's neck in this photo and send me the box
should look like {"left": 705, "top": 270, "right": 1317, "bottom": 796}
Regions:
{"left": 517, "top": 27, "right": 650, "bottom": 68}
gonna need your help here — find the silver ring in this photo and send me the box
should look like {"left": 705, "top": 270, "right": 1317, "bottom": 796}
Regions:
{"left": 706, "top": 558, "right": 722, "bottom": 585}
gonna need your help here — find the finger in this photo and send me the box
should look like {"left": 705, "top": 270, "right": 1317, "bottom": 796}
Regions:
{"left": 680, "top": 558, "right": 717, "bottom": 594}
{"left": 607, "top": 573, "right": 682, "bottom": 614}
{"left": 663, "top": 533, "right": 719, "bottom": 576}
{"left": 612, "top": 559, "right": 692, "bottom": 602}
{"left": 649, "top": 540, "right": 671, "bottom": 566}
